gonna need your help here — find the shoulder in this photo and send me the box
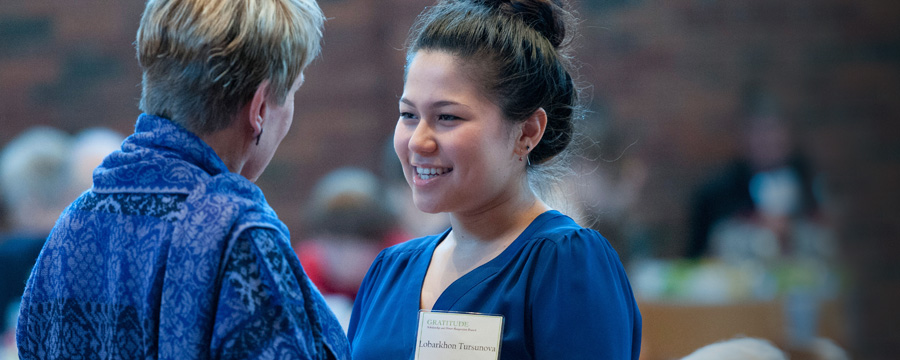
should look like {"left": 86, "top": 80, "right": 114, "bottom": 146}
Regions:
{"left": 189, "top": 172, "right": 286, "bottom": 236}
{"left": 521, "top": 211, "right": 627, "bottom": 274}
{"left": 524, "top": 213, "right": 638, "bottom": 306}
{"left": 193, "top": 172, "right": 258, "bottom": 205}
{"left": 697, "top": 159, "right": 753, "bottom": 195}
{"left": 227, "top": 226, "right": 292, "bottom": 268}
{"left": 220, "top": 227, "right": 308, "bottom": 312}
{"left": 355, "top": 231, "right": 445, "bottom": 292}
{"left": 233, "top": 226, "right": 283, "bottom": 247}
{"left": 530, "top": 211, "right": 612, "bottom": 251}
{"left": 377, "top": 230, "right": 446, "bottom": 261}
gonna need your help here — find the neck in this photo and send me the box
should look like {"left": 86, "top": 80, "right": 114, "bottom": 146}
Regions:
{"left": 198, "top": 125, "right": 252, "bottom": 175}
{"left": 448, "top": 181, "right": 550, "bottom": 246}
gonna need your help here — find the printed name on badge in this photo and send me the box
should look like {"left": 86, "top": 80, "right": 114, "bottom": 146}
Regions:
{"left": 414, "top": 310, "right": 504, "bottom": 360}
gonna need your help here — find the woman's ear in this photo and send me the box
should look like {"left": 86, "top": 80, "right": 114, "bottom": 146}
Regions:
{"left": 518, "top": 107, "right": 547, "bottom": 155}
{"left": 247, "top": 80, "right": 272, "bottom": 136}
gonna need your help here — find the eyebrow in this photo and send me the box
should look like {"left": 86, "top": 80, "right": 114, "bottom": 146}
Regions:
{"left": 399, "top": 98, "right": 468, "bottom": 109}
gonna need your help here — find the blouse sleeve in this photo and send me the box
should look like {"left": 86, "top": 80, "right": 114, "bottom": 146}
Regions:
{"left": 529, "top": 229, "right": 642, "bottom": 360}
{"left": 210, "top": 227, "right": 336, "bottom": 360}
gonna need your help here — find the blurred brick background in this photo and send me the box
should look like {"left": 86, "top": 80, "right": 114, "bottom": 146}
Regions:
{"left": 1, "top": 0, "right": 897, "bottom": 357}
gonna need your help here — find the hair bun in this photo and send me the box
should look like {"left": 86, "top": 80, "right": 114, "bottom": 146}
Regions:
{"left": 481, "top": 0, "right": 566, "bottom": 47}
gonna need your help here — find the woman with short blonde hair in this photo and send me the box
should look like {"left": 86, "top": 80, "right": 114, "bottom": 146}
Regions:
{"left": 16, "top": 0, "right": 350, "bottom": 358}
{"left": 137, "top": 0, "right": 324, "bottom": 135}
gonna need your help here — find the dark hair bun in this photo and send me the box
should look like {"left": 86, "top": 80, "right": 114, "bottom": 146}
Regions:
{"left": 482, "top": 0, "right": 566, "bottom": 47}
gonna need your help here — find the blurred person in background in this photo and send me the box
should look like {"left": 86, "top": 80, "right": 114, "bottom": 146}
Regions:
{"left": 679, "top": 83, "right": 841, "bottom": 354}
{"left": 347, "top": 0, "right": 641, "bottom": 358}
{"left": 0, "top": 127, "right": 71, "bottom": 352}
{"left": 15, "top": 0, "right": 350, "bottom": 358}
{"left": 296, "top": 167, "right": 405, "bottom": 330}
{"left": 686, "top": 84, "right": 828, "bottom": 262}
{"left": 0, "top": 126, "right": 122, "bottom": 358}
{"left": 65, "top": 127, "right": 126, "bottom": 199}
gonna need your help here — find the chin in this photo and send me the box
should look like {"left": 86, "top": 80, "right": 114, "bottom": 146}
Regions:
{"left": 412, "top": 198, "right": 444, "bottom": 214}
{"left": 241, "top": 166, "right": 264, "bottom": 183}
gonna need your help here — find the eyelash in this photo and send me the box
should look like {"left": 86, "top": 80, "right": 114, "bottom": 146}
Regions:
{"left": 399, "top": 112, "right": 461, "bottom": 121}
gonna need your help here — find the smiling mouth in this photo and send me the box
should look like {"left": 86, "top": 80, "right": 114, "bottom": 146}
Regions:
{"left": 414, "top": 166, "right": 453, "bottom": 180}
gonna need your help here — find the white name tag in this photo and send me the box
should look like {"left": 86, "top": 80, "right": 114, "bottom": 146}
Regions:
{"left": 414, "top": 310, "right": 504, "bottom": 360}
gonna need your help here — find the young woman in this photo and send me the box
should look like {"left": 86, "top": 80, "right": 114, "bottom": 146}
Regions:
{"left": 347, "top": 0, "right": 642, "bottom": 359}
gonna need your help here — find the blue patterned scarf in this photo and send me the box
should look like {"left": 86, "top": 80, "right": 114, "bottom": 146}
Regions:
{"left": 17, "top": 114, "right": 349, "bottom": 359}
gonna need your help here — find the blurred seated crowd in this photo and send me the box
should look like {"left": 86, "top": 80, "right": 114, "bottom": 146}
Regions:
{"left": 0, "top": 85, "right": 849, "bottom": 359}
{"left": 0, "top": 126, "right": 125, "bottom": 359}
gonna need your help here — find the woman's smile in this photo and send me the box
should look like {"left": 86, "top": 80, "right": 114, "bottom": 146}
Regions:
{"left": 414, "top": 165, "right": 453, "bottom": 181}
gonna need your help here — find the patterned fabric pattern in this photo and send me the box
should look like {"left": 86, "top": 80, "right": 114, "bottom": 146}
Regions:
{"left": 17, "top": 114, "right": 350, "bottom": 359}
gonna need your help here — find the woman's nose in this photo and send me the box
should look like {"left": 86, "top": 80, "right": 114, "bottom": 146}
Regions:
{"left": 408, "top": 121, "right": 437, "bottom": 155}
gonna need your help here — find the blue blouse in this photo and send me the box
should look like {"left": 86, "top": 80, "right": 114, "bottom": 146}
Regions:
{"left": 347, "top": 210, "right": 641, "bottom": 360}
{"left": 17, "top": 115, "right": 350, "bottom": 359}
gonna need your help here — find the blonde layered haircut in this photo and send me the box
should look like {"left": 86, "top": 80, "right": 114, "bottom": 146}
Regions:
{"left": 137, "top": 0, "right": 324, "bottom": 134}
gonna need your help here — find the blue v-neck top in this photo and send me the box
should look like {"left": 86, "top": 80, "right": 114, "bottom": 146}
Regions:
{"left": 347, "top": 210, "right": 641, "bottom": 359}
